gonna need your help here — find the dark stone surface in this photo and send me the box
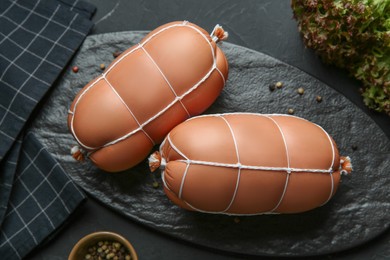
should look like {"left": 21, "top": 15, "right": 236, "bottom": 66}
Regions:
{"left": 30, "top": 31, "right": 389, "bottom": 257}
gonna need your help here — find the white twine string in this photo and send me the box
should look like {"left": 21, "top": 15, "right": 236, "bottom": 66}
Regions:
{"left": 139, "top": 44, "right": 190, "bottom": 117}
{"left": 171, "top": 159, "right": 334, "bottom": 173}
{"left": 178, "top": 163, "right": 191, "bottom": 199}
{"left": 315, "top": 123, "right": 337, "bottom": 206}
{"left": 102, "top": 73, "right": 155, "bottom": 145}
{"left": 219, "top": 116, "right": 242, "bottom": 213}
{"left": 265, "top": 115, "right": 291, "bottom": 213}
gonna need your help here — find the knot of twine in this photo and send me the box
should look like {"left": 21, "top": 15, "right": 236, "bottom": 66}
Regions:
{"left": 149, "top": 151, "right": 166, "bottom": 172}
{"left": 210, "top": 24, "right": 228, "bottom": 43}
{"left": 71, "top": 145, "right": 86, "bottom": 162}
{"left": 340, "top": 156, "right": 352, "bottom": 175}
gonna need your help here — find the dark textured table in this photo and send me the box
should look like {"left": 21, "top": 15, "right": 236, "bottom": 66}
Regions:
{"left": 28, "top": 1, "right": 390, "bottom": 259}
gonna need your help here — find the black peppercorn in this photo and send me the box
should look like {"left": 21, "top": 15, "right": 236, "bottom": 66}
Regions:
{"left": 113, "top": 51, "right": 122, "bottom": 58}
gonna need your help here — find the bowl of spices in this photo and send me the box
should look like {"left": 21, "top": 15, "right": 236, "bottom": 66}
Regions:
{"left": 69, "top": 231, "right": 138, "bottom": 260}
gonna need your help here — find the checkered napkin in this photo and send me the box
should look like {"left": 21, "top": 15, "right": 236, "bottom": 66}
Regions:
{"left": 0, "top": 0, "right": 95, "bottom": 258}
{"left": 0, "top": 133, "right": 86, "bottom": 259}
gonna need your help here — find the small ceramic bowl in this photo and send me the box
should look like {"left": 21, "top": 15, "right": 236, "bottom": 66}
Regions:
{"left": 68, "top": 231, "right": 138, "bottom": 260}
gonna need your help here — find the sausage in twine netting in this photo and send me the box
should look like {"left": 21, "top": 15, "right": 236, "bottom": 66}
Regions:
{"left": 67, "top": 21, "right": 229, "bottom": 172}
{"left": 149, "top": 113, "right": 352, "bottom": 215}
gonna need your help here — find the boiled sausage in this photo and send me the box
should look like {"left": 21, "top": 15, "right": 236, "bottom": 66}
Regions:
{"left": 67, "top": 21, "right": 229, "bottom": 172}
{"left": 149, "top": 113, "right": 352, "bottom": 215}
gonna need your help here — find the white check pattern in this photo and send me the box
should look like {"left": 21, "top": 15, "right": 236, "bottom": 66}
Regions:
{"left": 0, "top": 0, "right": 95, "bottom": 258}
{"left": 0, "top": 0, "right": 94, "bottom": 161}
{"left": 0, "top": 133, "right": 86, "bottom": 259}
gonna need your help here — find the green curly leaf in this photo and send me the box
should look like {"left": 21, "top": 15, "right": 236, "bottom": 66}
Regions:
{"left": 292, "top": 0, "right": 390, "bottom": 115}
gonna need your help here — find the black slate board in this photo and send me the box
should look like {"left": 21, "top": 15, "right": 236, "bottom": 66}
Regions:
{"left": 30, "top": 31, "right": 390, "bottom": 257}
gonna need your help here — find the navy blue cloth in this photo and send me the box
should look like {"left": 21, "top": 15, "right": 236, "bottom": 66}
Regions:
{"left": 0, "top": 0, "right": 95, "bottom": 258}
{"left": 0, "top": 132, "right": 86, "bottom": 259}
{"left": 0, "top": 0, "right": 95, "bottom": 160}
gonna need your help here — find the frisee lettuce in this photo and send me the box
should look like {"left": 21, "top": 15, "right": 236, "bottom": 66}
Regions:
{"left": 291, "top": 0, "right": 390, "bottom": 115}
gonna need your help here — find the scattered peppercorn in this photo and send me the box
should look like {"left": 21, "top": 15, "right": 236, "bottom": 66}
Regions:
{"left": 152, "top": 181, "right": 159, "bottom": 189}
{"left": 288, "top": 108, "right": 295, "bottom": 114}
{"left": 269, "top": 84, "right": 276, "bottom": 92}
{"left": 100, "top": 63, "right": 106, "bottom": 70}
{"left": 234, "top": 217, "right": 240, "bottom": 223}
{"left": 275, "top": 81, "right": 283, "bottom": 89}
{"left": 72, "top": 66, "right": 79, "bottom": 73}
{"left": 351, "top": 145, "right": 358, "bottom": 151}
{"left": 113, "top": 51, "right": 122, "bottom": 58}
{"left": 316, "top": 95, "right": 323, "bottom": 102}
{"left": 297, "top": 87, "right": 304, "bottom": 95}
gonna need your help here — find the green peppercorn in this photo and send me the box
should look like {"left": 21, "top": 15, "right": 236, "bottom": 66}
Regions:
{"left": 288, "top": 108, "right": 294, "bottom": 115}
{"left": 297, "top": 87, "right": 304, "bottom": 95}
{"left": 316, "top": 95, "right": 323, "bottom": 102}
